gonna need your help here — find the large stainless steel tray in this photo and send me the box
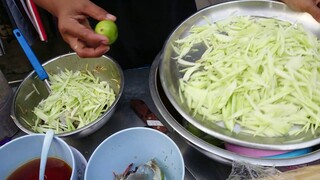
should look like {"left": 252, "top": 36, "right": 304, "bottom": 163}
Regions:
{"left": 151, "top": 53, "right": 320, "bottom": 167}
{"left": 159, "top": 0, "right": 320, "bottom": 150}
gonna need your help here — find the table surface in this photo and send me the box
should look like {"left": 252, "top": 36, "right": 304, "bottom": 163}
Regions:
{"left": 13, "top": 66, "right": 232, "bottom": 180}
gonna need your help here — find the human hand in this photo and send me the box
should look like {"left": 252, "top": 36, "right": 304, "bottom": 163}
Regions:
{"left": 33, "top": 0, "right": 116, "bottom": 58}
{"left": 282, "top": 0, "right": 320, "bottom": 22}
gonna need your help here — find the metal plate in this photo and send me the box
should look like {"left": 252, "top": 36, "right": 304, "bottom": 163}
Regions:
{"left": 151, "top": 52, "right": 320, "bottom": 167}
{"left": 159, "top": 0, "right": 320, "bottom": 150}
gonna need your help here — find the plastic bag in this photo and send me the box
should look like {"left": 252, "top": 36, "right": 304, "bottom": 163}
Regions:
{"left": 227, "top": 161, "right": 320, "bottom": 180}
{"left": 227, "top": 161, "right": 287, "bottom": 180}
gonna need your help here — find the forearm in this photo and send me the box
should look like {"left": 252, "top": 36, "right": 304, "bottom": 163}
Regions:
{"left": 33, "top": 0, "right": 113, "bottom": 21}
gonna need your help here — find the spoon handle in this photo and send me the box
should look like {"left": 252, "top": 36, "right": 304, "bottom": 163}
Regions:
{"left": 13, "top": 29, "right": 49, "bottom": 81}
{"left": 39, "top": 130, "right": 54, "bottom": 180}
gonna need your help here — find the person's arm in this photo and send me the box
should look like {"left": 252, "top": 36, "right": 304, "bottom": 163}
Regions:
{"left": 282, "top": 0, "right": 320, "bottom": 22}
{"left": 33, "top": 0, "right": 116, "bottom": 58}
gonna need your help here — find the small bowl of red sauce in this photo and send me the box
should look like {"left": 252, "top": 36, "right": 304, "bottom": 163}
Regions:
{"left": 0, "top": 134, "right": 86, "bottom": 180}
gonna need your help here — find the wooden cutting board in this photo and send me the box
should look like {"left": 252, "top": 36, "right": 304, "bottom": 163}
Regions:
{"left": 258, "top": 165, "right": 320, "bottom": 180}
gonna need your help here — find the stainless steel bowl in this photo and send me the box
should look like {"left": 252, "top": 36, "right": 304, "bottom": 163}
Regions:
{"left": 151, "top": 52, "right": 320, "bottom": 167}
{"left": 159, "top": 0, "right": 320, "bottom": 150}
{"left": 11, "top": 53, "right": 124, "bottom": 138}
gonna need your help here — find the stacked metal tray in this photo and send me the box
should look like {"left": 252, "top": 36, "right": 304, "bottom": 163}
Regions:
{"left": 151, "top": 0, "right": 320, "bottom": 167}
{"left": 159, "top": 0, "right": 320, "bottom": 150}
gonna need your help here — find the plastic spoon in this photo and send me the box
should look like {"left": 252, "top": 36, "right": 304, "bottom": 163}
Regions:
{"left": 13, "top": 29, "right": 51, "bottom": 92}
{"left": 39, "top": 129, "right": 54, "bottom": 180}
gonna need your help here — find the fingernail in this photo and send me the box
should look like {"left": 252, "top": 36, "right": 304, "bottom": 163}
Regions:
{"left": 104, "top": 46, "right": 110, "bottom": 53}
{"left": 101, "top": 40, "right": 108, "bottom": 45}
{"left": 106, "top": 14, "right": 116, "bottom": 21}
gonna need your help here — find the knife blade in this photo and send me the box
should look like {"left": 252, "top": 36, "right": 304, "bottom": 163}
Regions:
{"left": 130, "top": 99, "right": 169, "bottom": 134}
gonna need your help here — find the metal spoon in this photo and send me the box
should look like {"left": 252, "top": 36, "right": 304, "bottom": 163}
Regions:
{"left": 39, "top": 129, "right": 54, "bottom": 180}
{"left": 13, "top": 29, "right": 51, "bottom": 92}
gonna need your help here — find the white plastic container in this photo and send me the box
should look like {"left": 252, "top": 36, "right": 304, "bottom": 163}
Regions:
{"left": 0, "top": 134, "right": 85, "bottom": 179}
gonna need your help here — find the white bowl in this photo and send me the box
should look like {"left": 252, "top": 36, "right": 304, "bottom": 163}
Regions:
{"left": 85, "top": 127, "right": 185, "bottom": 180}
{"left": 0, "top": 134, "right": 86, "bottom": 180}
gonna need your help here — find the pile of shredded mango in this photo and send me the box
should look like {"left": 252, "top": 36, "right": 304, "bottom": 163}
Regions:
{"left": 174, "top": 16, "right": 320, "bottom": 137}
{"left": 29, "top": 69, "right": 116, "bottom": 134}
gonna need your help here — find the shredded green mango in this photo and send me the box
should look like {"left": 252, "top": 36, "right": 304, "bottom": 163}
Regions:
{"left": 174, "top": 16, "right": 320, "bottom": 137}
{"left": 31, "top": 69, "right": 116, "bottom": 134}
